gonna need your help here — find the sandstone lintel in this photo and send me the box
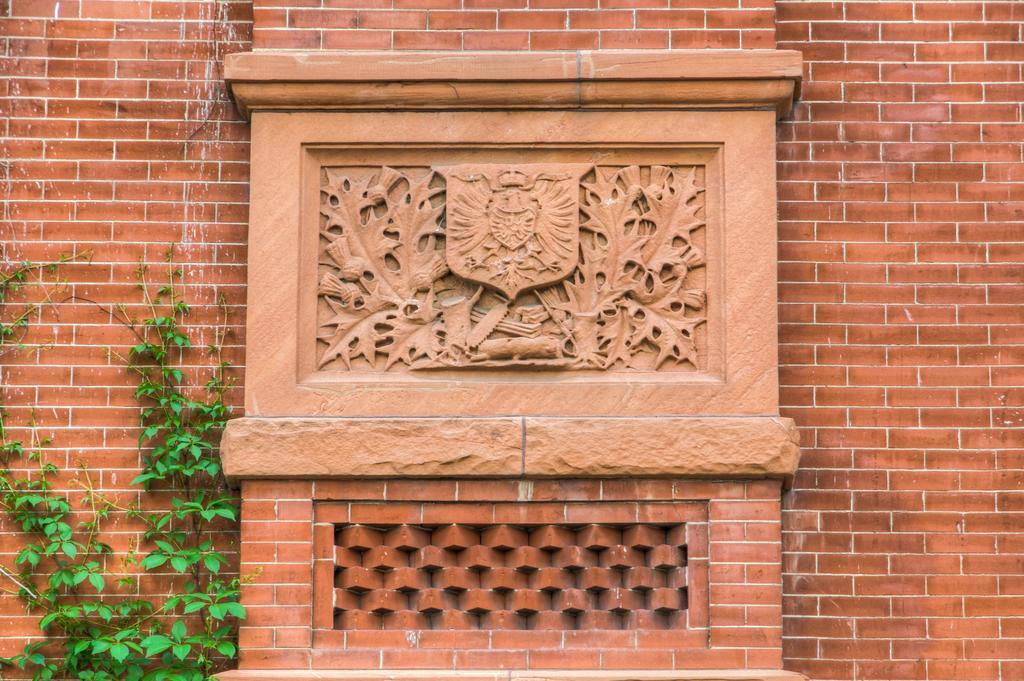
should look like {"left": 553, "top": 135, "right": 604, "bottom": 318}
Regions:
{"left": 220, "top": 416, "right": 801, "bottom": 483}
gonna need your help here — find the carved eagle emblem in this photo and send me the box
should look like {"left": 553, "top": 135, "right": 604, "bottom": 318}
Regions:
{"left": 443, "top": 165, "right": 583, "bottom": 298}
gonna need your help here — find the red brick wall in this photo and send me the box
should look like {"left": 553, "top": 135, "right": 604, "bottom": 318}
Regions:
{"left": 3, "top": 1, "right": 1024, "bottom": 680}
{"left": 776, "top": 3, "right": 1024, "bottom": 680}
{"left": 249, "top": 0, "right": 774, "bottom": 50}
{"left": 1, "top": 0, "right": 252, "bottom": 659}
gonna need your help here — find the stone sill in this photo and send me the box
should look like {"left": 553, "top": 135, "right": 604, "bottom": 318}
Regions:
{"left": 216, "top": 670, "right": 807, "bottom": 681}
{"left": 221, "top": 416, "right": 801, "bottom": 484}
{"left": 224, "top": 50, "right": 802, "bottom": 118}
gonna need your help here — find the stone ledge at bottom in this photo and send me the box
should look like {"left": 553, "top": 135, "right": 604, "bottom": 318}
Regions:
{"left": 215, "top": 671, "right": 808, "bottom": 681}
{"left": 220, "top": 416, "right": 800, "bottom": 482}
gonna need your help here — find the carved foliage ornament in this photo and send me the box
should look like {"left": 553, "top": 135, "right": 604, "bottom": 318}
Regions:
{"left": 317, "top": 164, "right": 707, "bottom": 371}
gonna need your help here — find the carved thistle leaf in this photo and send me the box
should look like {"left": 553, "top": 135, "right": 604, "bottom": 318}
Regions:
{"left": 327, "top": 309, "right": 392, "bottom": 370}
{"left": 624, "top": 299, "right": 701, "bottom": 369}
{"left": 380, "top": 296, "right": 442, "bottom": 370}
{"left": 317, "top": 164, "right": 707, "bottom": 372}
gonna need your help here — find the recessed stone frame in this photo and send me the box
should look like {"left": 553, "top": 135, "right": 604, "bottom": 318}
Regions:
{"left": 250, "top": 122, "right": 763, "bottom": 418}
{"left": 227, "top": 50, "right": 801, "bottom": 419}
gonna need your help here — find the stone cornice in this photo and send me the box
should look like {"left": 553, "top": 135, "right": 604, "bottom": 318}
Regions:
{"left": 224, "top": 50, "right": 802, "bottom": 119}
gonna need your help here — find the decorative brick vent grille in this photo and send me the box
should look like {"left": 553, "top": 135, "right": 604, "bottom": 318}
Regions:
{"left": 286, "top": 484, "right": 774, "bottom": 667}
{"left": 331, "top": 521, "right": 689, "bottom": 630}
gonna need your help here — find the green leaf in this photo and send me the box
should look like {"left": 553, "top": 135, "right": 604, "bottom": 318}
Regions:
{"left": 202, "top": 554, "right": 221, "bottom": 574}
{"left": 140, "top": 635, "right": 172, "bottom": 657}
{"left": 130, "top": 472, "right": 156, "bottom": 486}
{"left": 141, "top": 554, "right": 168, "bottom": 569}
{"left": 171, "top": 644, "right": 190, "bottom": 661}
{"left": 224, "top": 602, "right": 246, "bottom": 619}
{"left": 215, "top": 641, "right": 237, "bottom": 657}
{"left": 183, "top": 601, "right": 206, "bottom": 614}
{"left": 38, "top": 613, "right": 59, "bottom": 630}
{"left": 110, "top": 643, "right": 130, "bottom": 663}
{"left": 88, "top": 572, "right": 105, "bottom": 591}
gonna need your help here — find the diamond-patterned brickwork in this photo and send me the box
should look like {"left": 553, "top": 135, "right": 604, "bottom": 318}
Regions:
{"left": 331, "top": 521, "right": 689, "bottom": 630}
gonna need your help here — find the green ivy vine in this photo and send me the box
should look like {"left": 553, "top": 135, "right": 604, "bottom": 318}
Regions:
{"left": 0, "top": 253, "right": 244, "bottom": 680}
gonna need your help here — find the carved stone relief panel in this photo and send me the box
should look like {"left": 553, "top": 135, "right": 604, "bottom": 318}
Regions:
{"left": 316, "top": 164, "right": 708, "bottom": 372}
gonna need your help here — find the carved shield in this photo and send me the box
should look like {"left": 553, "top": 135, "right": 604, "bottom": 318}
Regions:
{"left": 443, "top": 165, "right": 582, "bottom": 299}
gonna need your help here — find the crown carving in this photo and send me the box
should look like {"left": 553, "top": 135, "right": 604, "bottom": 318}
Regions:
{"left": 497, "top": 169, "right": 528, "bottom": 187}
